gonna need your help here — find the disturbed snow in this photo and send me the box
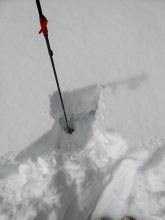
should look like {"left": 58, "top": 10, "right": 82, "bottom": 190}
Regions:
{"left": 0, "top": 86, "right": 165, "bottom": 220}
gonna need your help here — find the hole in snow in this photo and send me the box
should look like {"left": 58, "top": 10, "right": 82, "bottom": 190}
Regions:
{"left": 59, "top": 116, "right": 75, "bottom": 134}
{"left": 59, "top": 110, "right": 96, "bottom": 135}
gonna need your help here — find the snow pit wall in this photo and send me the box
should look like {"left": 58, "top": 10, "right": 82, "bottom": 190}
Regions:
{"left": 0, "top": 85, "right": 165, "bottom": 220}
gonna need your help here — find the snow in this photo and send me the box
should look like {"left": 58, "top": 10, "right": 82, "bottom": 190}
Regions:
{"left": 0, "top": 86, "right": 165, "bottom": 220}
{"left": 0, "top": 87, "right": 128, "bottom": 220}
{"left": 0, "top": 0, "right": 165, "bottom": 219}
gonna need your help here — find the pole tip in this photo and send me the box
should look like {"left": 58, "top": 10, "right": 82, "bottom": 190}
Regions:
{"left": 67, "top": 127, "right": 74, "bottom": 134}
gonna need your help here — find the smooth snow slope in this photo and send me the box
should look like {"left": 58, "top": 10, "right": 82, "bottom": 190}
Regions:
{"left": 0, "top": 0, "right": 164, "bottom": 155}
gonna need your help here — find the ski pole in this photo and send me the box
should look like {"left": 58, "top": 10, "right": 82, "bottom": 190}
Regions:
{"left": 35, "top": 0, "right": 73, "bottom": 134}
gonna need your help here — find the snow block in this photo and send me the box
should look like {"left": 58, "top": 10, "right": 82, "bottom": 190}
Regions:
{"left": 50, "top": 84, "right": 100, "bottom": 119}
{"left": 50, "top": 84, "right": 100, "bottom": 133}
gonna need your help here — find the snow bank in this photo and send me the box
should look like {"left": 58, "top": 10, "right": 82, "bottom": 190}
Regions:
{"left": 0, "top": 86, "right": 128, "bottom": 220}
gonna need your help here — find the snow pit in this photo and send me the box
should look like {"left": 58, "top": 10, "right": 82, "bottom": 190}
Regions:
{"left": 0, "top": 85, "right": 128, "bottom": 220}
{"left": 0, "top": 85, "right": 165, "bottom": 220}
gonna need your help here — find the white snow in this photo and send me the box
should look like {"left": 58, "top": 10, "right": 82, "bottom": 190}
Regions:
{"left": 0, "top": 0, "right": 165, "bottom": 219}
{"left": 0, "top": 87, "right": 128, "bottom": 220}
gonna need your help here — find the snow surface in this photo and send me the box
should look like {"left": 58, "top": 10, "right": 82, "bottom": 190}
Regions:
{"left": 0, "top": 86, "right": 129, "bottom": 220}
{"left": 0, "top": 86, "right": 165, "bottom": 220}
{"left": 0, "top": 0, "right": 165, "bottom": 219}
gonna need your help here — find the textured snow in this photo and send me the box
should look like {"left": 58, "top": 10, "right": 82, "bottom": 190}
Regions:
{"left": 0, "top": 0, "right": 165, "bottom": 219}
{"left": 0, "top": 87, "right": 165, "bottom": 220}
{"left": 0, "top": 87, "right": 128, "bottom": 220}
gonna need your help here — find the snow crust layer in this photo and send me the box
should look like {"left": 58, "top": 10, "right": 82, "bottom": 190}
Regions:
{"left": 0, "top": 86, "right": 165, "bottom": 220}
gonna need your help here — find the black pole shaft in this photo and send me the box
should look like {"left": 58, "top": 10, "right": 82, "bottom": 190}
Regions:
{"left": 35, "top": 0, "right": 72, "bottom": 134}
{"left": 45, "top": 36, "right": 71, "bottom": 133}
{"left": 36, "top": 0, "right": 43, "bottom": 17}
